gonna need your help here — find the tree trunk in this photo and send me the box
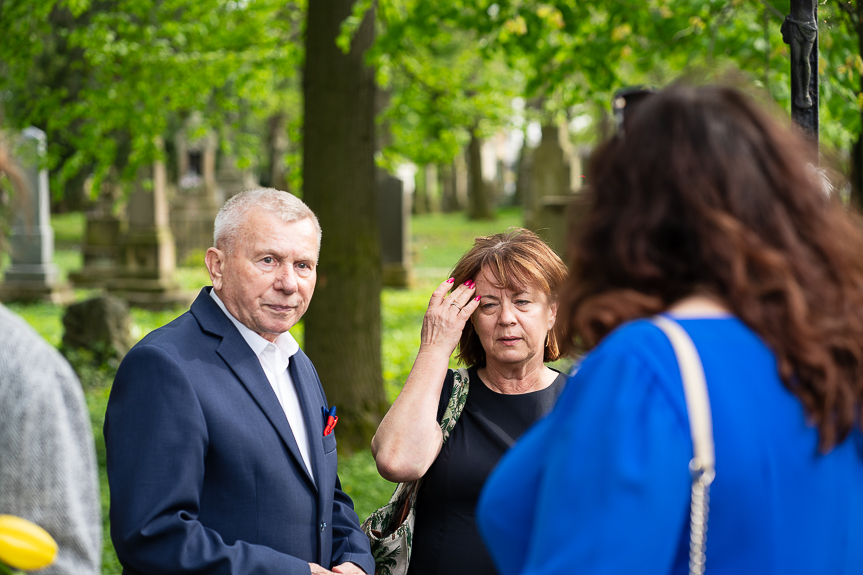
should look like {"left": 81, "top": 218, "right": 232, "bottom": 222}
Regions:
{"left": 466, "top": 130, "right": 494, "bottom": 220}
{"left": 855, "top": 0, "right": 863, "bottom": 211}
{"left": 424, "top": 163, "right": 438, "bottom": 213}
{"left": 302, "top": 0, "right": 386, "bottom": 453}
{"left": 264, "top": 111, "right": 289, "bottom": 192}
{"left": 852, "top": 135, "right": 863, "bottom": 210}
{"left": 514, "top": 142, "right": 532, "bottom": 212}
{"left": 439, "top": 161, "right": 459, "bottom": 212}
{"left": 413, "top": 167, "right": 428, "bottom": 215}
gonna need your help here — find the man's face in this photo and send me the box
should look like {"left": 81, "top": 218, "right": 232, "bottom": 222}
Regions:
{"left": 205, "top": 209, "right": 318, "bottom": 342}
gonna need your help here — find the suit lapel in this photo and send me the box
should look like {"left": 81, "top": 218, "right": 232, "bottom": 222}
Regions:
{"left": 192, "top": 288, "right": 316, "bottom": 489}
{"left": 290, "top": 354, "right": 327, "bottom": 495}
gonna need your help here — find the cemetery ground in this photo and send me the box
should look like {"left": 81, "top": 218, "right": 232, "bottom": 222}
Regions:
{"left": 1, "top": 205, "right": 569, "bottom": 574}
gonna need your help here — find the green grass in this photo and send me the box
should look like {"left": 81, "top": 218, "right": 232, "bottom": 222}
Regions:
{"left": 411, "top": 206, "right": 522, "bottom": 275}
{"left": 6, "top": 206, "right": 548, "bottom": 573}
{"left": 52, "top": 211, "right": 85, "bottom": 248}
{"left": 339, "top": 450, "right": 397, "bottom": 520}
{"left": 5, "top": 301, "right": 66, "bottom": 347}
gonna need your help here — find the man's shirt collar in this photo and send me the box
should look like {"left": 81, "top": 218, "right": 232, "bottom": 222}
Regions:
{"left": 210, "top": 289, "right": 300, "bottom": 360}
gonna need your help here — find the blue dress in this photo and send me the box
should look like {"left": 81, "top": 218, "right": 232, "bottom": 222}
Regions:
{"left": 476, "top": 316, "right": 863, "bottom": 575}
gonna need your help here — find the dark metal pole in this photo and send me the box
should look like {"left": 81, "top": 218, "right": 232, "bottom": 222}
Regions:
{"left": 781, "top": 0, "right": 819, "bottom": 147}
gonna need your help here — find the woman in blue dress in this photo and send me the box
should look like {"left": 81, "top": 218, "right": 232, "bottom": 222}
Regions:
{"left": 477, "top": 83, "right": 863, "bottom": 574}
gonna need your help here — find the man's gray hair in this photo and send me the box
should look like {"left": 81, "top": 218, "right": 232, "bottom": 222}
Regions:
{"left": 213, "top": 188, "right": 322, "bottom": 255}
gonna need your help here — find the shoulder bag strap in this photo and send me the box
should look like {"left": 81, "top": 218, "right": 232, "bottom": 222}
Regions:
{"left": 440, "top": 368, "right": 470, "bottom": 443}
{"left": 650, "top": 315, "right": 715, "bottom": 575}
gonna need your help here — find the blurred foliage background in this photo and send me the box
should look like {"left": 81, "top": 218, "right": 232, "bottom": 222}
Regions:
{"left": 2, "top": 0, "right": 863, "bottom": 199}
{"left": 3, "top": 0, "right": 862, "bottom": 572}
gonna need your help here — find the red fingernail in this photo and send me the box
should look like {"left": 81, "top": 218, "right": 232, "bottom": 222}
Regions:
{"left": 463, "top": 280, "right": 471, "bottom": 286}
{"left": 447, "top": 277, "right": 455, "bottom": 283}
{"left": 475, "top": 295, "right": 481, "bottom": 301}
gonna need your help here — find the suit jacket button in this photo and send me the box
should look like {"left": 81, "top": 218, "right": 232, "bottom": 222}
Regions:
{"left": 320, "top": 522, "right": 326, "bottom": 532}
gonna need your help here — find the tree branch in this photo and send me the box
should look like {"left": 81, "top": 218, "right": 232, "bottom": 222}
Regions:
{"left": 757, "top": 0, "right": 785, "bottom": 22}
{"left": 833, "top": 0, "right": 858, "bottom": 28}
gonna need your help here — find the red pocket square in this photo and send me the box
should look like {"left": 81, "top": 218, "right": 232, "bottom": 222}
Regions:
{"left": 323, "top": 415, "right": 338, "bottom": 436}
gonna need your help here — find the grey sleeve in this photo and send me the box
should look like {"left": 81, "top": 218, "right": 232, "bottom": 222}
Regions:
{"left": 0, "top": 311, "right": 102, "bottom": 575}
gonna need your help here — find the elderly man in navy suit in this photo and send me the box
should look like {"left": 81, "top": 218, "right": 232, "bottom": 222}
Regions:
{"left": 105, "top": 189, "right": 373, "bottom": 575}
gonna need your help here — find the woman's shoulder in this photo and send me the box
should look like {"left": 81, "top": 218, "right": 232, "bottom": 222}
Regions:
{"left": 592, "top": 314, "right": 762, "bottom": 362}
{"left": 566, "top": 317, "right": 744, "bottom": 424}
{"left": 573, "top": 315, "right": 773, "bottom": 415}
{"left": 547, "top": 319, "right": 696, "bottom": 446}
{"left": 587, "top": 317, "right": 676, "bottom": 363}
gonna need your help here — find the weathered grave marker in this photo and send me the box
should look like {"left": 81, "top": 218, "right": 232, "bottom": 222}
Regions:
{"left": 62, "top": 294, "right": 133, "bottom": 362}
{"left": 108, "top": 158, "right": 190, "bottom": 309}
{"left": 171, "top": 123, "right": 220, "bottom": 265}
{"left": 378, "top": 172, "right": 413, "bottom": 288}
{"left": 526, "top": 122, "right": 580, "bottom": 256}
{"left": 0, "top": 127, "right": 72, "bottom": 303}
{"left": 69, "top": 175, "right": 122, "bottom": 288}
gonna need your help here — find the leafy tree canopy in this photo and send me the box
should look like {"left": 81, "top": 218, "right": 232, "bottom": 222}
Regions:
{"left": 0, "top": 0, "right": 304, "bottom": 195}
{"left": 3, "top": 0, "right": 863, "bottom": 196}
{"left": 371, "top": 0, "right": 862, "bottom": 159}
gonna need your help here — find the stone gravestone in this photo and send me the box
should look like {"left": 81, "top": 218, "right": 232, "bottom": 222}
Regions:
{"left": 0, "top": 127, "right": 72, "bottom": 303}
{"left": 525, "top": 123, "right": 572, "bottom": 230}
{"left": 108, "top": 159, "right": 190, "bottom": 309}
{"left": 69, "top": 175, "right": 122, "bottom": 288}
{"left": 378, "top": 172, "right": 413, "bottom": 288}
{"left": 533, "top": 144, "right": 592, "bottom": 261}
{"left": 526, "top": 123, "right": 581, "bottom": 257}
{"left": 62, "top": 294, "right": 133, "bottom": 362}
{"left": 216, "top": 153, "right": 257, "bottom": 204}
{"left": 170, "top": 122, "right": 220, "bottom": 266}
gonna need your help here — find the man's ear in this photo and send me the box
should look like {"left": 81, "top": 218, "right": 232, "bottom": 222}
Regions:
{"left": 205, "top": 247, "right": 226, "bottom": 291}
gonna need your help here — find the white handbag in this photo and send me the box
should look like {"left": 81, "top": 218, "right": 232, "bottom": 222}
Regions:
{"left": 651, "top": 316, "right": 716, "bottom": 575}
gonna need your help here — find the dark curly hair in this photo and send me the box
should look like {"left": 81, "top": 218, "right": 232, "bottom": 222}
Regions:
{"left": 450, "top": 228, "right": 568, "bottom": 367}
{"left": 558, "top": 83, "right": 863, "bottom": 451}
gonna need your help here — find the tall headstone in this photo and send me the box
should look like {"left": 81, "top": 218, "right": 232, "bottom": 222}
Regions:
{"left": 526, "top": 123, "right": 582, "bottom": 256}
{"left": 69, "top": 175, "right": 122, "bottom": 288}
{"left": 171, "top": 122, "right": 220, "bottom": 266}
{"left": 526, "top": 123, "right": 573, "bottom": 230}
{"left": 216, "top": 153, "right": 257, "bottom": 205}
{"left": 0, "top": 127, "right": 72, "bottom": 303}
{"left": 108, "top": 159, "right": 190, "bottom": 309}
{"left": 378, "top": 172, "right": 413, "bottom": 288}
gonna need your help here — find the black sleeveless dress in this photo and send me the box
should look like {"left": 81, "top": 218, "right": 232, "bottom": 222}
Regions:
{"left": 406, "top": 366, "right": 567, "bottom": 575}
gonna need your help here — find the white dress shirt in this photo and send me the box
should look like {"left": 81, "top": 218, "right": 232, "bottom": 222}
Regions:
{"left": 210, "top": 290, "right": 315, "bottom": 484}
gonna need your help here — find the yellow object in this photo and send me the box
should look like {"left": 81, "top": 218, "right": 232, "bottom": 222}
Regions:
{"left": 0, "top": 515, "right": 57, "bottom": 570}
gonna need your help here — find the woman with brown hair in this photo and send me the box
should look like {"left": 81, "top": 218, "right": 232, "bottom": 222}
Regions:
{"left": 477, "top": 83, "right": 863, "bottom": 574}
{"left": 372, "top": 228, "right": 568, "bottom": 575}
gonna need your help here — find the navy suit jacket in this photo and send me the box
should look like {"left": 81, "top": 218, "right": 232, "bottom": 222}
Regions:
{"left": 104, "top": 288, "right": 374, "bottom": 574}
